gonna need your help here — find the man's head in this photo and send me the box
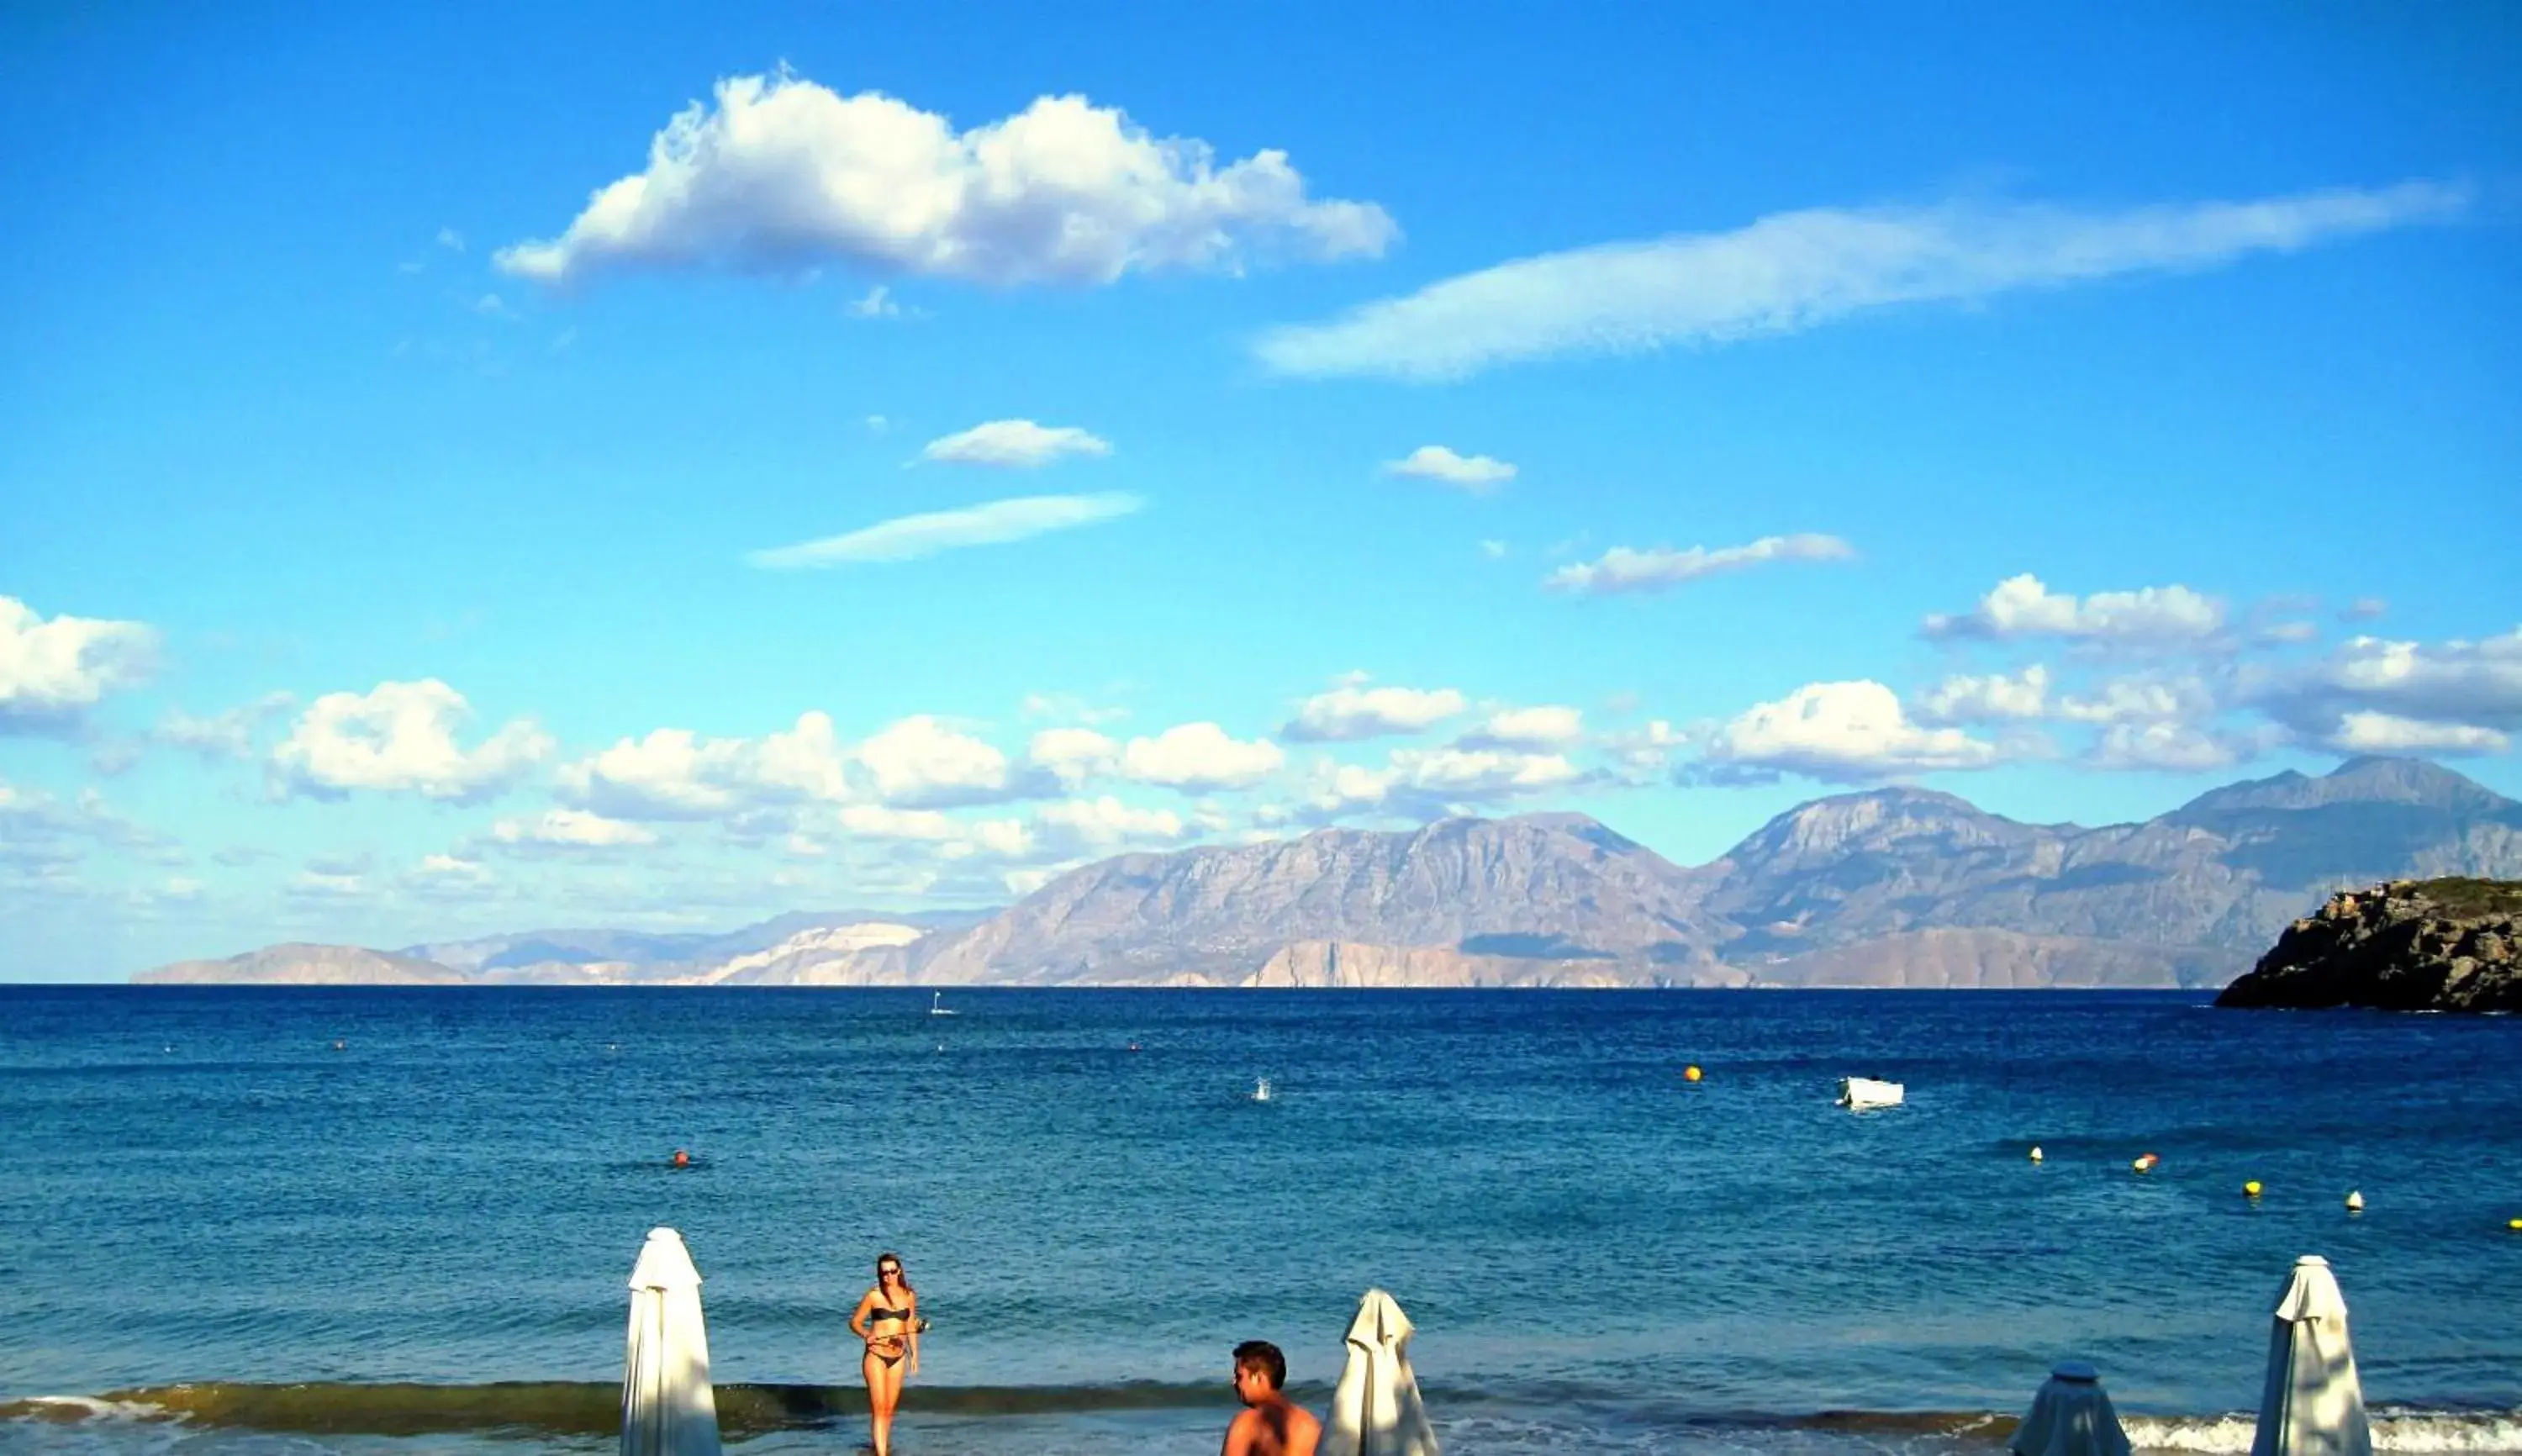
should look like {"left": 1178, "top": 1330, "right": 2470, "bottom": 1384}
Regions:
{"left": 1232, "top": 1340, "right": 1287, "bottom": 1404}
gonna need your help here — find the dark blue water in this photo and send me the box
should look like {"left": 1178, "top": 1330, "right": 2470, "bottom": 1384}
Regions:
{"left": 3, "top": 988, "right": 2519, "bottom": 1455}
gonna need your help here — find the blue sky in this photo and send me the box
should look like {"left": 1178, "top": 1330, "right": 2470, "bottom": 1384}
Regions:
{"left": 4, "top": 3, "right": 2519, "bottom": 979}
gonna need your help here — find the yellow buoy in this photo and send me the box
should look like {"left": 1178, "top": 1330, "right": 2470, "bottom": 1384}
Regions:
{"left": 2243, "top": 1180, "right": 2263, "bottom": 1199}
{"left": 1683, "top": 1065, "right": 1702, "bottom": 1083}
{"left": 2345, "top": 1190, "right": 2364, "bottom": 1212}
{"left": 2132, "top": 1153, "right": 2161, "bottom": 1174}
{"left": 2029, "top": 1146, "right": 2045, "bottom": 1163}
{"left": 2509, "top": 1218, "right": 2521, "bottom": 1232}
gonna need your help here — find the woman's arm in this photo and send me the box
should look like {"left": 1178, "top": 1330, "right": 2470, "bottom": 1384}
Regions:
{"left": 847, "top": 1290, "right": 874, "bottom": 1342}
{"left": 905, "top": 1293, "right": 920, "bottom": 1374}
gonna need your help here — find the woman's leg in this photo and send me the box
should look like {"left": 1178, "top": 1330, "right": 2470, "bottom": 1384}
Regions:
{"left": 862, "top": 1349, "right": 894, "bottom": 1455}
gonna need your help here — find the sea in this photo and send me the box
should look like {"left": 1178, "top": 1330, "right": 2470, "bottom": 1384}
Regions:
{"left": 3, "top": 986, "right": 2519, "bottom": 1456}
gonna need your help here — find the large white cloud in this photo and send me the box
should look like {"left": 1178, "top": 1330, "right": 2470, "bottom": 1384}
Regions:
{"left": 1025, "top": 727, "right": 1120, "bottom": 787}
{"left": 749, "top": 493, "right": 1142, "bottom": 568}
{"left": 1707, "top": 679, "right": 2000, "bottom": 781}
{"left": 920, "top": 419, "right": 1111, "bottom": 468}
{"left": 1255, "top": 182, "right": 2465, "bottom": 380}
{"left": 1282, "top": 679, "right": 1465, "bottom": 741}
{"left": 497, "top": 74, "right": 1396, "bottom": 288}
{"left": 1544, "top": 535, "right": 1854, "bottom": 595}
{"left": 1121, "top": 722, "right": 1285, "bottom": 790}
{"left": 557, "top": 712, "right": 850, "bottom": 820}
{"left": 272, "top": 681, "right": 551, "bottom": 803}
{"left": 856, "top": 715, "right": 1014, "bottom": 806}
{"left": 1923, "top": 573, "right": 2224, "bottom": 644}
{"left": 2327, "top": 712, "right": 2508, "bottom": 755}
{"left": 1381, "top": 446, "right": 1515, "bottom": 492}
{"left": 2257, "top": 627, "right": 2522, "bottom": 753}
{"left": 0, "top": 596, "right": 157, "bottom": 729}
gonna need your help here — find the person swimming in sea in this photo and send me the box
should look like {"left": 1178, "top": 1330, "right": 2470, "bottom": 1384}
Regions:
{"left": 848, "top": 1252, "right": 921, "bottom": 1456}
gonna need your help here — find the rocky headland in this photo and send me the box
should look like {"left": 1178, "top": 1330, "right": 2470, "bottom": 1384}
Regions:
{"left": 2215, "top": 878, "right": 2522, "bottom": 1012}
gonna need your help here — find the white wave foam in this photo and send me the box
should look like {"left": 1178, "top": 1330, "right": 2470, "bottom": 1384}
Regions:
{"left": 8, "top": 1396, "right": 170, "bottom": 1422}
{"left": 2126, "top": 1411, "right": 2522, "bottom": 1454}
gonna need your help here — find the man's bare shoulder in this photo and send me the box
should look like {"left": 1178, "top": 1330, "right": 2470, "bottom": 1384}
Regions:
{"left": 1286, "top": 1401, "right": 1322, "bottom": 1454}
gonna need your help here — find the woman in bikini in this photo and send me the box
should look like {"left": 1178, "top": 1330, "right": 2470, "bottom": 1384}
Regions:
{"left": 848, "top": 1252, "right": 920, "bottom": 1456}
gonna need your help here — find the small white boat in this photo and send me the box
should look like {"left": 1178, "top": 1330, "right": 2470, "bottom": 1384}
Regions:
{"left": 1837, "top": 1076, "right": 1904, "bottom": 1110}
{"left": 928, "top": 991, "right": 958, "bottom": 1017}
{"left": 1251, "top": 1077, "right": 1273, "bottom": 1103}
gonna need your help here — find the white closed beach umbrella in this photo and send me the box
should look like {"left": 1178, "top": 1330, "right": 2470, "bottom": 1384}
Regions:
{"left": 2008, "top": 1361, "right": 2132, "bottom": 1456}
{"left": 622, "top": 1227, "right": 722, "bottom": 1456}
{"left": 2250, "top": 1256, "right": 2372, "bottom": 1456}
{"left": 1322, "top": 1287, "right": 1439, "bottom": 1456}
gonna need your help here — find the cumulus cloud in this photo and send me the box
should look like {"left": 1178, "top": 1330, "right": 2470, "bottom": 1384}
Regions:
{"left": 857, "top": 715, "right": 1014, "bottom": 806}
{"left": 2256, "top": 627, "right": 2522, "bottom": 753}
{"left": 493, "top": 808, "right": 659, "bottom": 848}
{"left": 749, "top": 493, "right": 1142, "bottom": 568}
{"left": 1026, "top": 726, "right": 1121, "bottom": 787}
{"left": 496, "top": 73, "right": 1396, "bottom": 288}
{"left": 1309, "top": 745, "right": 1580, "bottom": 815}
{"left": 1459, "top": 704, "right": 1585, "bottom": 748}
{"left": 1923, "top": 573, "right": 2224, "bottom": 644}
{"left": 1916, "top": 665, "right": 2052, "bottom": 723}
{"left": 1282, "top": 679, "right": 1466, "bottom": 741}
{"left": 557, "top": 713, "right": 850, "bottom": 820}
{"left": 920, "top": 419, "right": 1111, "bottom": 468}
{"left": 1121, "top": 722, "right": 1285, "bottom": 790}
{"left": 1544, "top": 534, "right": 1855, "bottom": 595}
{"left": 1382, "top": 446, "right": 1515, "bottom": 493}
{"left": 0, "top": 596, "right": 158, "bottom": 730}
{"left": 272, "top": 681, "right": 551, "bottom": 803}
{"left": 1707, "top": 679, "right": 2001, "bottom": 781}
{"left": 2326, "top": 712, "right": 2508, "bottom": 755}
{"left": 1254, "top": 182, "right": 2466, "bottom": 380}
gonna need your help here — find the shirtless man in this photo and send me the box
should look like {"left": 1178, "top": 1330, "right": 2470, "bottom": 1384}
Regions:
{"left": 1223, "top": 1340, "right": 1319, "bottom": 1456}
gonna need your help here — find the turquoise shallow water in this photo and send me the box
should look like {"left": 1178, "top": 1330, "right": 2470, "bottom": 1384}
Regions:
{"left": 3, "top": 986, "right": 2519, "bottom": 1455}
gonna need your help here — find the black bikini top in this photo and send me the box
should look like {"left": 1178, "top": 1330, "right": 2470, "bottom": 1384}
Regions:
{"left": 869, "top": 1305, "right": 910, "bottom": 1322}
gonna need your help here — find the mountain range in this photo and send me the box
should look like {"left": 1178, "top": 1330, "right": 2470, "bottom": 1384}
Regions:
{"left": 136, "top": 757, "right": 2522, "bottom": 989}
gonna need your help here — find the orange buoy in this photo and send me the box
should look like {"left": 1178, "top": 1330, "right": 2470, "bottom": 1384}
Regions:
{"left": 2132, "top": 1153, "right": 2161, "bottom": 1174}
{"left": 672, "top": 1149, "right": 691, "bottom": 1168}
{"left": 1683, "top": 1065, "right": 1703, "bottom": 1083}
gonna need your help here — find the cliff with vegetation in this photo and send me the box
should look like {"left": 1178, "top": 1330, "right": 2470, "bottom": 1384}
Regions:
{"left": 2215, "top": 878, "right": 2522, "bottom": 1012}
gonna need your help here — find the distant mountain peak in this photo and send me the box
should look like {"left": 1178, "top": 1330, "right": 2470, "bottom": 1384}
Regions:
{"left": 2178, "top": 755, "right": 2511, "bottom": 817}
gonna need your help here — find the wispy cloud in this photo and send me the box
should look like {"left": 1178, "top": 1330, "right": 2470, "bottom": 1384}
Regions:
{"left": 1256, "top": 182, "right": 2467, "bottom": 381}
{"left": 920, "top": 419, "right": 1111, "bottom": 468}
{"left": 749, "top": 493, "right": 1144, "bottom": 568}
{"left": 1545, "top": 534, "right": 1854, "bottom": 595}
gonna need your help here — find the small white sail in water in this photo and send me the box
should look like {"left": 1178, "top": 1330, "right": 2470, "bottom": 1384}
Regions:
{"left": 929, "top": 991, "right": 958, "bottom": 1017}
{"left": 1838, "top": 1076, "right": 1905, "bottom": 1110}
{"left": 1253, "top": 1077, "right": 1273, "bottom": 1102}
